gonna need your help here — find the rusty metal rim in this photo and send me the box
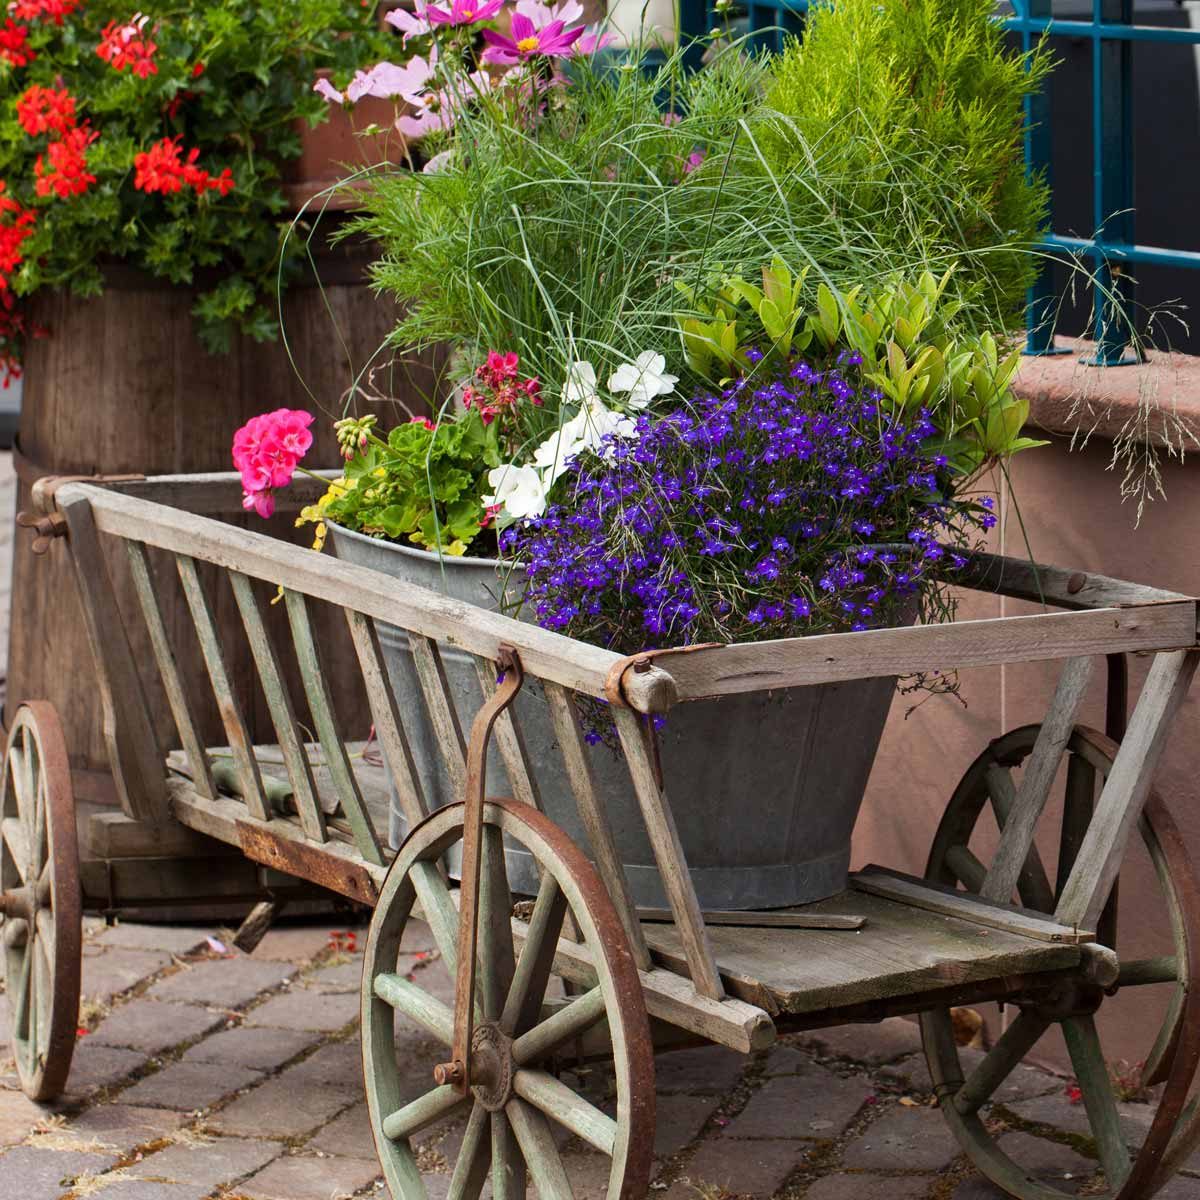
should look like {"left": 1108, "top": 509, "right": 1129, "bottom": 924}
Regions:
{"left": 2, "top": 702, "right": 82, "bottom": 1102}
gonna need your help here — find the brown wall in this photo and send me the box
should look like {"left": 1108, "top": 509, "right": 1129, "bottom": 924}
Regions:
{"left": 853, "top": 430, "right": 1200, "bottom": 1071}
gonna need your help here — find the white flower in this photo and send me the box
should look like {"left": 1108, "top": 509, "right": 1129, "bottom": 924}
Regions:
{"left": 482, "top": 464, "right": 548, "bottom": 521}
{"left": 608, "top": 351, "right": 678, "bottom": 409}
{"left": 572, "top": 396, "right": 637, "bottom": 449}
{"left": 562, "top": 361, "right": 598, "bottom": 407}
{"left": 532, "top": 425, "right": 584, "bottom": 488}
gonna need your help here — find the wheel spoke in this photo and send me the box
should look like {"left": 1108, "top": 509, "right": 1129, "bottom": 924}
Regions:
{"left": 502, "top": 872, "right": 567, "bottom": 1036}
{"left": 1057, "top": 752, "right": 1095, "bottom": 900}
{"left": 513, "top": 1068, "right": 617, "bottom": 1156}
{"left": 382, "top": 1084, "right": 469, "bottom": 1142}
{"left": 481, "top": 825, "right": 516, "bottom": 1022}
{"left": 953, "top": 1010, "right": 1052, "bottom": 1117}
{"left": 411, "top": 859, "right": 463, "bottom": 973}
{"left": 447, "top": 1102, "right": 491, "bottom": 1200}
{"left": 491, "top": 1107, "right": 527, "bottom": 1200}
{"left": 506, "top": 1098, "right": 574, "bottom": 1200}
{"left": 11, "top": 934, "right": 33, "bottom": 1040}
{"left": 2, "top": 817, "right": 31, "bottom": 883}
{"left": 373, "top": 972, "right": 454, "bottom": 1044}
{"left": 29, "top": 771, "right": 46, "bottom": 880}
{"left": 945, "top": 844, "right": 987, "bottom": 893}
{"left": 983, "top": 764, "right": 1055, "bottom": 912}
{"left": 513, "top": 987, "right": 607, "bottom": 1067}
{"left": 10, "top": 739, "right": 33, "bottom": 835}
{"left": 1063, "top": 1015, "right": 1132, "bottom": 1189}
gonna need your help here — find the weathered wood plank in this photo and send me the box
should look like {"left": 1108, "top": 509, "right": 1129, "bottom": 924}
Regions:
{"left": 410, "top": 635, "right": 468, "bottom": 796}
{"left": 852, "top": 867, "right": 1093, "bottom": 943}
{"left": 59, "top": 482, "right": 675, "bottom": 713}
{"left": 125, "top": 540, "right": 215, "bottom": 802}
{"left": 229, "top": 571, "right": 324, "bottom": 841}
{"left": 1056, "top": 650, "right": 1200, "bottom": 929}
{"left": 284, "top": 590, "right": 383, "bottom": 865}
{"left": 543, "top": 682, "right": 651, "bottom": 971}
{"left": 345, "top": 609, "right": 428, "bottom": 829}
{"left": 638, "top": 909, "right": 865, "bottom": 930}
{"left": 635, "top": 604, "right": 1198, "bottom": 700}
{"left": 175, "top": 554, "right": 270, "bottom": 821}
{"left": 612, "top": 708, "right": 723, "bottom": 1001}
{"left": 56, "top": 496, "right": 167, "bottom": 823}
{"left": 981, "top": 656, "right": 1094, "bottom": 906}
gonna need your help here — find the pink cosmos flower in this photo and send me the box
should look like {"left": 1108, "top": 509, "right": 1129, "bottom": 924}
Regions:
{"left": 346, "top": 54, "right": 435, "bottom": 104}
{"left": 574, "top": 27, "right": 615, "bottom": 55}
{"left": 313, "top": 77, "right": 344, "bottom": 104}
{"left": 481, "top": 13, "right": 584, "bottom": 64}
{"left": 683, "top": 149, "right": 706, "bottom": 174}
{"left": 397, "top": 70, "right": 490, "bottom": 139}
{"left": 513, "top": 0, "right": 584, "bottom": 28}
{"left": 423, "top": 0, "right": 503, "bottom": 26}
{"left": 385, "top": 6, "right": 433, "bottom": 40}
{"left": 232, "top": 409, "right": 314, "bottom": 520}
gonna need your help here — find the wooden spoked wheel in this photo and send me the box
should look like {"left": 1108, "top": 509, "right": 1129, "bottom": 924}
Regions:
{"left": 0, "top": 702, "right": 82, "bottom": 1101}
{"left": 922, "top": 724, "right": 1200, "bottom": 1200}
{"left": 362, "top": 796, "right": 655, "bottom": 1200}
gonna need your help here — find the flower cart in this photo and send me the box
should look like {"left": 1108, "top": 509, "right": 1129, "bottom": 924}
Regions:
{"left": 0, "top": 466, "right": 1198, "bottom": 1200}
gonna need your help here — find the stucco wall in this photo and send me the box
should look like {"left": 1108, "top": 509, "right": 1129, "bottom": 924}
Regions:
{"left": 852, "top": 349, "right": 1200, "bottom": 1071}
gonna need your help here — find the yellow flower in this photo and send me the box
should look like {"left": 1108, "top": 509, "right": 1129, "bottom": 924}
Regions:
{"left": 296, "top": 478, "right": 348, "bottom": 552}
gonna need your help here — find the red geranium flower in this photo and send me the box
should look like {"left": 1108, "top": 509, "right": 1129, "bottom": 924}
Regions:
{"left": 16, "top": 84, "right": 77, "bottom": 137}
{"left": 133, "top": 136, "right": 235, "bottom": 197}
{"left": 0, "top": 19, "right": 34, "bottom": 67}
{"left": 34, "top": 125, "right": 98, "bottom": 199}
{"left": 9, "top": 0, "right": 80, "bottom": 25}
{"left": 96, "top": 15, "right": 158, "bottom": 78}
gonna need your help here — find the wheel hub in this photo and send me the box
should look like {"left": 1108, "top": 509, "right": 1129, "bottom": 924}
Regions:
{"left": 469, "top": 1021, "right": 515, "bottom": 1112}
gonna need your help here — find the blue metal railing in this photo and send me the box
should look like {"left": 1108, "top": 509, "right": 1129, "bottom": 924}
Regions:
{"left": 678, "top": 0, "right": 1200, "bottom": 365}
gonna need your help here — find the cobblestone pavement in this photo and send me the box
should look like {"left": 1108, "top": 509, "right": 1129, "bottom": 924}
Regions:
{"left": 1, "top": 915, "right": 1197, "bottom": 1200}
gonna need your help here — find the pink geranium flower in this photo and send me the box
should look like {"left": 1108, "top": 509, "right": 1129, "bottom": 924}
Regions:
{"left": 423, "top": 0, "right": 503, "bottom": 27}
{"left": 481, "top": 13, "right": 584, "bottom": 64}
{"left": 232, "top": 408, "right": 314, "bottom": 520}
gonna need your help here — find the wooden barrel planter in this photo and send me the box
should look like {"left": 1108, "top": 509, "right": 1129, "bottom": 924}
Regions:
{"left": 7, "top": 231, "right": 445, "bottom": 806}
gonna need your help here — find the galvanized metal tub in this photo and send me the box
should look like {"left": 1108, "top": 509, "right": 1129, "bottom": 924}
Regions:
{"left": 329, "top": 522, "right": 897, "bottom": 910}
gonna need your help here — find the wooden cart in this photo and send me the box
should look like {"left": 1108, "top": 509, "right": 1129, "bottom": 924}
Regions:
{"left": 4, "top": 470, "right": 1200, "bottom": 1200}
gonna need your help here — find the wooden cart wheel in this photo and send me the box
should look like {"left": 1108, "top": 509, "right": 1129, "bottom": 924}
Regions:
{"left": 0, "top": 702, "right": 82, "bottom": 1101}
{"left": 922, "top": 724, "right": 1200, "bottom": 1200}
{"left": 362, "top": 796, "right": 655, "bottom": 1200}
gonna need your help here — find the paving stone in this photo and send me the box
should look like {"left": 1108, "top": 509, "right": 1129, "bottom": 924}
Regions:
{"left": 655, "top": 1045, "right": 747, "bottom": 1095}
{"left": 682, "top": 1134, "right": 811, "bottom": 1196}
{"left": 806, "top": 1174, "right": 933, "bottom": 1200}
{"left": 881, "top": 1046, "right": 1061, "bottom": 1103}
{"left": 148, "top": 959, "right": 296, "bottom": 1008}
{"left": 39, "top": 1104, "right": 185, "bottom": 1157}
{"left": 561, "top": 1148, "right": 614, "bottom": 1200}
{"left": 209, "top": 1074, "right": 357, "bottom": 1138}
{"left": 995, "top": 1132, "right": 1094, "bottom": 1187}
{"left": 67, "top": 1043, "right": 148, "bottom": 1093}
{"left": 0, "top": 1145, "right": 115, "bottom": 1200}
{"left": 307, "top": 1101, "right": 378, "bottom": 1161}
{"left": 95, "top": 924, "right": 210, "bottom": 957}
{"left": 1008, "top": 1091, "right": 1153, "bottom": 1144}
{"left": 181, "top": 1026, "right": 319, "bottom": 1072}
{"left": 726, "top": 1065, "right": 872, "bottom": 1140}
{"left": 244, "top": 988, "right": 359, "bottom": 1032}
{"left": 793, "top": 1017, "right": 924, "bottom": 1066}
{"left": 301, "top": 958, "right": 366, "bottom": 994}
{"left": 85, "top": 1182, "right": 214, "bottom": 1200}
{"left": 128, "top": 1133, "right": 280, "bottom": 1188}
{"left": 399, "top": 920, "right": 437, "bottom": 954}
{"left": 251, "top": 924, "right": 345, "bottom": 963}
{"left": 283, "top": 1040, "right": 364, "bottom": 1090}
{"left": 90, "top": 999, "right": 224, "bottom": 1055}
{"left": 82, "top": 948, "right": 173, "bottom": 1004}
{"left": 239, "top": 1151, "right": 382, "bottom": 1200}
{"left": 841, "top": 1105, "right": 962, "bottom": 1170}
{"left": 120, "top": 1060, "right": 263, "bottom": 1111}
{"left": 0, "top": 1086, "right": 49, "bottom": 1146}
{"left": 652, "top": 1093, "right": 717, "bottom": 1159}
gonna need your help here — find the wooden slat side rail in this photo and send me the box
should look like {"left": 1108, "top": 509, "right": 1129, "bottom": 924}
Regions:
{"left": 474, "top": 656, "right": 541, "bottom": 812}
{"left": 639, "top": 604, "right": 1198, "bottom": 700}
{"left": 124, "top": 540, "right": 216, "bottom": 802}
{"left": 612, "top": 708, "right": 724, "bottom": 1000}
{"left": 944, "top": 551, "right": 1192, "bottom": 610}
{"left": 409, "top": 635, "right": 468, "bottom": 797}
{"left": 55, "top": 496, "right": 168, "bottom": 823}
{"left": 228, "top": 571, "right": 325, "bottom": 842}
{"left": 543, "top": 682, "right": 651, "bottom": 971}
{"left": 283, "top": 590, "right": 384, "bottom": 866}
{"left": 83, "top": 469, "right": 342, "bottom": 516}
{"left": 1056, "top": 649, "right": 1200, "bottom": 929}
{"left": 981, "top": 655, "right": 1094, "bottom": 904}
{"left": 57, "top": 482, "right": 676, "bottom": 714}
{"left": 175, "top": 554, "right": 271, "bottom": 822}
{"left": 345, "top": 609, "right": 429, "bottom": 829}
{"left": 852, "top": 867, "right": 1095, "bottom": 944}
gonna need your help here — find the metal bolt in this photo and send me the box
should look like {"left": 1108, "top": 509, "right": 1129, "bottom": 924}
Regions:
{"left": 433, "top": 1060, "right": 465, "bottom": 1087}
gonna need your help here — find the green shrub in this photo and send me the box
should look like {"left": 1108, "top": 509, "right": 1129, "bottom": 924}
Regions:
{"left": 763, "top": 0, "right": 1052, "bottom": 327}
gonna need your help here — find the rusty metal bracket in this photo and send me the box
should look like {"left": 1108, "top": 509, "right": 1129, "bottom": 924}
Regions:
{"left": 434, "top": 645, "right": 524, "bottom": 1094}
{"left": 15, "top": 509, "right": 68, "bottom": 554}
{"left": 602, "top": 641, "right": 719, "bottom": 709}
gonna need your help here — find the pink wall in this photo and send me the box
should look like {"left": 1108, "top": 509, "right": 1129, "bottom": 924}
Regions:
{"left": 853, "top": 430, "right": 1200, "bottom": 1072}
